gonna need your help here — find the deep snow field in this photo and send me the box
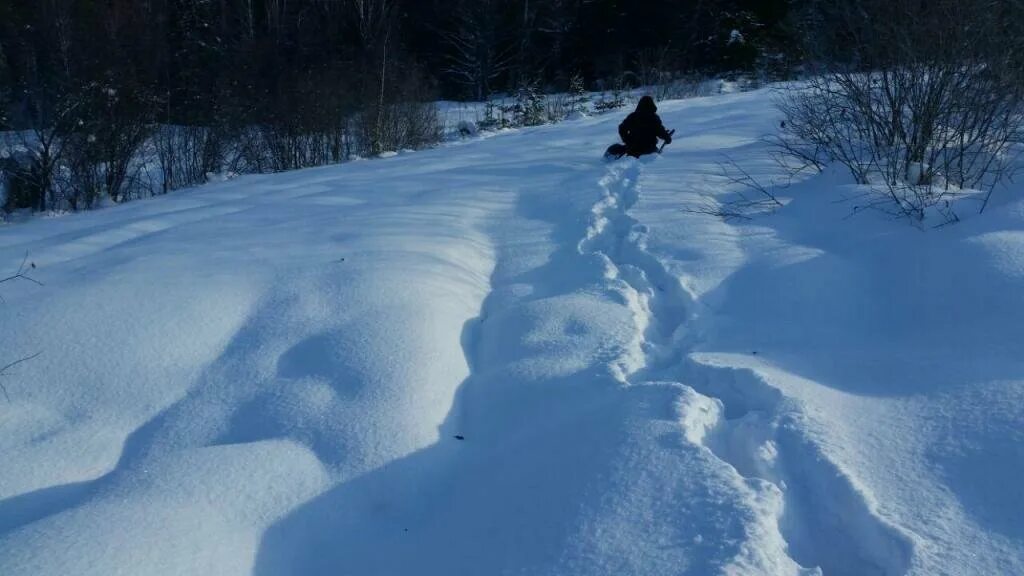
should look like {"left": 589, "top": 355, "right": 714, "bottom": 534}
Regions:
{"left": 1, "top": 88, "right": 1023, "bottom": 575}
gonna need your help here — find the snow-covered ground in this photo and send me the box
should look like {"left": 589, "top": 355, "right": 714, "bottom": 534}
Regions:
{"left": 1, "top": 88, "right": 1022, "bottom": 575}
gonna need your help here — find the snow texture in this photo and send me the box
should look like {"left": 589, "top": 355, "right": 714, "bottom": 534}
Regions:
{"left": 1, "top": 88, "right": 1023, "bottom": 575}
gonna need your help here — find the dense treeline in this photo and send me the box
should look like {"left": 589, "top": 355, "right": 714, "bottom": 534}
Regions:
{"left": 3, "top": 0, "right": 1024, "bottom": 219}
{"left": 0, "top": 0, "right": 803, "bottom": 211}
{"left": 0, "top": 0, "right": 799, "bottom": 124}
{"left": 401, "top": 0, "right": 801, "bottom": 99}
{"left": 0, "top": 0, "right": 806, "bottom": 212}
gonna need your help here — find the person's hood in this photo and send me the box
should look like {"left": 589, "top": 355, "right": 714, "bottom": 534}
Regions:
{"left": 636, "top": 96, "right": 657, "bottom": 114}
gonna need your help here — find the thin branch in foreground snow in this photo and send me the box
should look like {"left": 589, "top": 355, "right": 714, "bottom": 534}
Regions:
{"left": 681, "top": 196, "right": 754, "bottom": 222}
{"left": 0, "top": 352, "right": 42, "bottom": 402}
{"left": 719, "top": 157, "right": 784, "bottom": 208}
{"left": 0, "top": 253, "right": 43, "bottom": 287}
{"left": 0, "top": 253, "right": 43, "bottom": 303}
{"left": 683, "top": 159, "right": 786, "bottom": 222}
{"left": 1, "top": 253, "right": 43, "bottom": 401}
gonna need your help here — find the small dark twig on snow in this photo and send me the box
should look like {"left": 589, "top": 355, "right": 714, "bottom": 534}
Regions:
{"left": 0, "top": 253, "right": 43, "bottom": 298}
{"left": 0, "top": 352, "right": 42, "bottom": 402}
{"left": 1, "top": 253, "right": 43, "bottom": 401}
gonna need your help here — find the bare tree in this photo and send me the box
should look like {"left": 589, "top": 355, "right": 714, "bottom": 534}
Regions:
{"left": 440, "top": 0, "right": 517, "bottom": 100}
{"left": 346, "top": 0, "right": 395, "bottom": 54}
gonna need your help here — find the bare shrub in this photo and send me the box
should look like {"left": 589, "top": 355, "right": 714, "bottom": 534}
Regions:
{"left": 1, "top": 150, "right": 49, "bottom": 213}
{"left": 357, "top": 68, "right": 441, "bottom": 156}
{"left": 633, "top": 47, "right": 676, "bottom": 92}
{"left": 61, "top": 138, "right": 106, "bottom": 210}
{"left": 593, "top": 78, "right": 627, "bottom": 114}
{"left": 1, "top": 94, "right": 79, "bottom": 212}
{"left": 544, "top": 93, "right": 570, "bottom": 123}
{"left": 238, "top": 67, "right": 354, "bottom": 172}
{"left": 154, "top": 125, "right": 225, "bottom": 193}
{"left": 58, "top": 80, "right": 154, "bottom": 207}
{"left": 260, "top": 122, "right": 350, "bottom": 172}
{"left": 651, "top": 73, "right": 720, "bottom": 102}
{"left": 228, "top": 126, "right": 272, "bottom": 174}
{"left": 683, "top": 158, "right": 784, "bottom": 221}
{"left": 779, "top": 0, "right": 1024, "bottom": 221}
{"left": 356, "top": 100, "right": 439, "bottom": 156}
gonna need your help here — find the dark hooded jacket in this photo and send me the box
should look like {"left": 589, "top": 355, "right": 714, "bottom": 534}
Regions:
{"left": 618, "top": 96, "right": 672, "bottom": 156}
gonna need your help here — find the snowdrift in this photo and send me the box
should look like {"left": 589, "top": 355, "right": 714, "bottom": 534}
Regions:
{"left": 1, "top": 88, "right": 1022, "bottom": 575}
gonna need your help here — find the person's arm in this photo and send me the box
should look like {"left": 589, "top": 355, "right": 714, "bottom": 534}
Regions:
{"left": 618, "top": 118, "right": 631, "bottom": 142}
{"left": 655, "top": 117, "right": 672, "bottom": 143}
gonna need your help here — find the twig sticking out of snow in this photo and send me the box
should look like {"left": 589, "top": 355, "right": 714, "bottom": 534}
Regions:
{"left": 0, "top": 352, "right": 42, "bottom": 402}
{"left": 0, "top": 252, "right": 43, "bottom": 298}
{"left": 682, "top": 157, "right": 784, "bottom": 221}
{"left": 0, "top": 252, "right": 43, "bottom": 402}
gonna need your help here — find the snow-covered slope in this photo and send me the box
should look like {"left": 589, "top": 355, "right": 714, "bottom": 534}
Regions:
{"left": 1, "top": 89, "right": 1022, "bottom": 575}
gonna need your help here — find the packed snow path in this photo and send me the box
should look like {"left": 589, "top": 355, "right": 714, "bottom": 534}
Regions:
{"left": 2, "top": 90, "right": 1023, "bottom": 575}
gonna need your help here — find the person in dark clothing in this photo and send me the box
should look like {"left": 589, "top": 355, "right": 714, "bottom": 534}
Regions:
{"left": 617, "top": 96, "right": 673, "bottom": 157}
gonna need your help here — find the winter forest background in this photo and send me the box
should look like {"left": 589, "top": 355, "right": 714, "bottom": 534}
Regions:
{"left": 1, "top": 0, "right": 1023, "bottom": 215}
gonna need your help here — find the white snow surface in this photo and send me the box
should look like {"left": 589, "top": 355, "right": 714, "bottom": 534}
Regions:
{"left": 1, "top": 88, "right": 1023, "bottom": 575}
